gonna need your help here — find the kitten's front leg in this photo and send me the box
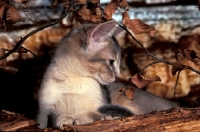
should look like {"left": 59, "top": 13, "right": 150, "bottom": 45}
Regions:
{"left": 56, "top": 111, "right": 104, "bottom": 129}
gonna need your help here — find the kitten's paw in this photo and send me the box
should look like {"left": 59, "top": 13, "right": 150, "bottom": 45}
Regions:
{"left": 57, "top": 115, "right": 75, "bottom": 129}
{"left": 101, "top": 115, "right": 121, "bottom": 120}
{"left": 56, "top": 115, "right": 92, "bottom": 129}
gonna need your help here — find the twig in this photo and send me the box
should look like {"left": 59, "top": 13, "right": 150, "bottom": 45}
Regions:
{"left": 118, "top": 24, "right": 200, "bottom": 75}
{"left": 0, "top": 5, "right": 72, "bottom": 60}
{"left": 20, "top": 46, "right": 39, "bottom": 58}
{"left": 173, "top": 70, "right": 181, "bottom": 98}
{"left": 139, "top": 60, "right": 161, "bottom": 74}
{"left": 5, "top": 46, "right": 43, "bottom": 58}
{"left": 0, "top": 120, "right": 36, "bottom": 131}
{"left": 23, "top": 10, "right": 34, "bottom": 22}
{"left": 182, "top": 65, "right": 200, "bottom": 74}
{"left": 119, "top": 24, "right": 173, "bottom": 65}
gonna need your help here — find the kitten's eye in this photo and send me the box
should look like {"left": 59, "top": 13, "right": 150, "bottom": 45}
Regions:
{"left": 109, "top": 59, "right": 114, "bottom": 66}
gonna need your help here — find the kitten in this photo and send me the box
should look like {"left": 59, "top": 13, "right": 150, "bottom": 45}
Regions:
{"left": 37, "top": 20, "right": 129, "bottom": 129}
{"left": 37, "top": 20, "right": 177, "bottom": 129}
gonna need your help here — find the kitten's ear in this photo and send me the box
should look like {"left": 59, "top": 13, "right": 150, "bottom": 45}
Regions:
{"left": 88, "top": 20, "right": 117, "bottom": 50}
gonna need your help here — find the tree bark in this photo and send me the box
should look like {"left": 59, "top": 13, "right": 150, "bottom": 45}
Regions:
{"left": 1, "top": 108, "right": 200, "bottom": 131}
{"left": 62, "top": 107, "right": 200, "bottom": 132}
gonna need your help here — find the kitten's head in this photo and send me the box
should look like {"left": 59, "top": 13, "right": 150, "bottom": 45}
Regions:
{"left": 58, "top": 20, "right": 123, "bottom": 85}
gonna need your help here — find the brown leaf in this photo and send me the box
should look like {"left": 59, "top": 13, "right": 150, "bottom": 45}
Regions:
{"left": 118, "top": 87, "right": 135, "bottom": 100}
{"left": 90, "top": 0, "right": 100, "bottom": 3}
{"left": 125, "top": 87, "right": 135, "bottom": 100}
{"left": 52, "top": 0, "right": 61, "bottom": 7}
{"left": 171, "top": 59, "right": 184, "bottom": 76}
{"left": 183, "top": 49, "right": 200, "bottom": 65}
{"left": 0, "top": 48, "right": 7, "bottom": 66}
{"left": 0, "top": 1, "right": 6, "bottom": 18}
{"left": 62, "top": 0, "right": 70, "bottom": 7}
{"left": 77, "top": 5, "right": 92, "bottom": 21}
{"left": 0, "top": 2, "right": 24, "bottom": 29}
{"left": 75, "top": 0, "right": 87, "bottom": 4}
{"left": 76, "top": 5, "right": 101, "bottom": 23}
{"left": 131, "top": 73, "right": 161, "bottom": 88}
{"left": 103, "top": 0, "right": 118, "bottom": 20}
{"left": 122, "top": 11, "right": 156, "bottom": 37}
{"left": 90, "top": 15, "right": 101, "bottom": 23}
{"left": 52, "top": 0, "right": 70, "bottom": 8}
{"left": 96, "top": 7, "right": 101, "bottom": 16}
{"left": 6, "top": 5, "right": 24, "bottom": 23}
{"left": 119, "top": 0, "right": 129, "bottom": 11}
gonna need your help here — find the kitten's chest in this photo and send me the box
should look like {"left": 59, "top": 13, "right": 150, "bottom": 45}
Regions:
{"left": 64, "top": 77, "right": 103, "bottom": 94}
{"left": 57, "top": 77, "right": 107, "bottom": 111}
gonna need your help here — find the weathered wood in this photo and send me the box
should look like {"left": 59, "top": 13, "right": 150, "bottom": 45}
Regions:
{"left": 62, "top": 108, "right": 200, "bottom": 132}
{"left": 1, "top": 108, "right": 200, "bottom": 131}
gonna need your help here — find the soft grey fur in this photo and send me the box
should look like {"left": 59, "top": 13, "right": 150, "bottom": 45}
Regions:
{"left": 37, "top": 20, "right": 177, "bottom": 129}
{"left": 37, "top": 20, "right": 126, "bottom": 129}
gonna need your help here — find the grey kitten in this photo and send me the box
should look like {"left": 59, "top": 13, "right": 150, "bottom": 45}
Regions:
{"left": 37, "top": 20, "right": 128, "bottom": 129}
{"left": 37, "top": 20, "right": 177, "bottom": 129}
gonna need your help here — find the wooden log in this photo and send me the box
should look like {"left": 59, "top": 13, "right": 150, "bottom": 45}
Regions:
{"left": 62, "top": 107, "right": 200, "bottom": 132}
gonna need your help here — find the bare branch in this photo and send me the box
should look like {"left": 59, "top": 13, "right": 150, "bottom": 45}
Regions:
{"left": 173, "top": 70, "right": 181, "bottom": 98}
{"left": 119, "top": 24, "right": 173, "bottom": 65}
{"left": 0, "top": 5, "right": 73, "bottom": 60}
{"left": 118, "top": 24, "right": 200, "bottom": 75}
{"left": 139, "top": 60, "right": 161, "bottom": 74}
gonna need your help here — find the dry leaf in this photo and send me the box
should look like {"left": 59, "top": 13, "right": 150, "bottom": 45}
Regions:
{"left": 0, "top": 1, "right": 6, "bottom": 18}
{"left": 0, "top": 48, "right": 7, "bottom": 66}
{"left": 172, "top": 49, "right": 200, "bottom": 76}
{"left": 184, "top": 49, "right": 200, "bottom": 65}
{"left": 52, "top": 0, "right": 70, "bottom": 8}
{"left": 76, "top": 5, "right": 101, "bottom": 23}
{"left": 96, "top": 7, "right": 101, "bottom": 16}
{"left": 62, "top": 0, "right": 70, "bottom": 7}
{"left": 118, "top": 87, "right": 135, "bottom": 100}
{"left": 171, "top": 59, "right": 184, "bottom": 76}
{"left": 131, "top": 73, "right": 161, "bottom": 88}
{"left": 125, "top": 87, "right": 135, "bottom": 100}
{"left": 122, "top": 11, "right": 156, "bottom": 37}
{"left": 52, "top": 0, "right": 60, "bottom": 7}
{"left": 118, "top": 0, "right": 129, "bottom": 11}
{"left": 6, "top": 5, "right": 24, "bottom": 23}
{"left": 90, "top": 0, "right": 100, "bottom": 3}
{"left": 103, "top": 0, "right": 118, "bottom": 20}
{"left": 77, "top": 5, "right": 92, "bottom": 21}
{"left": 75, "top": 0, "right": 87, "bottom": 4}
{"left": 0, "top": 2, "right": 24, "bottom": 29}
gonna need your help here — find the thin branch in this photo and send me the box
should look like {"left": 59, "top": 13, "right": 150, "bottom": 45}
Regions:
{"left": 119, "top": 24, "right": 173, "bottom": 65}
{"left": 182, "top": 65, "right": 200, "bottom": 74}
{"left": 22, "top": 10, "right": 34, "bottom": 23}
{"left": 0, "top": 5, "right": 72, "bottom": 60}
{"left": 139, "top": 60, "right": 161, "bottom": 74}
{"left": 20, "top": 46, "right": 39, "bottom": 58}
{"left": 118, "top": 24, "right": 200, "bottom": 75}
{"left": 173, "top": 70, "right": 181, "bottom": 98}
{"left": 5, "top": 46, "right": 42, "bottom": 58}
